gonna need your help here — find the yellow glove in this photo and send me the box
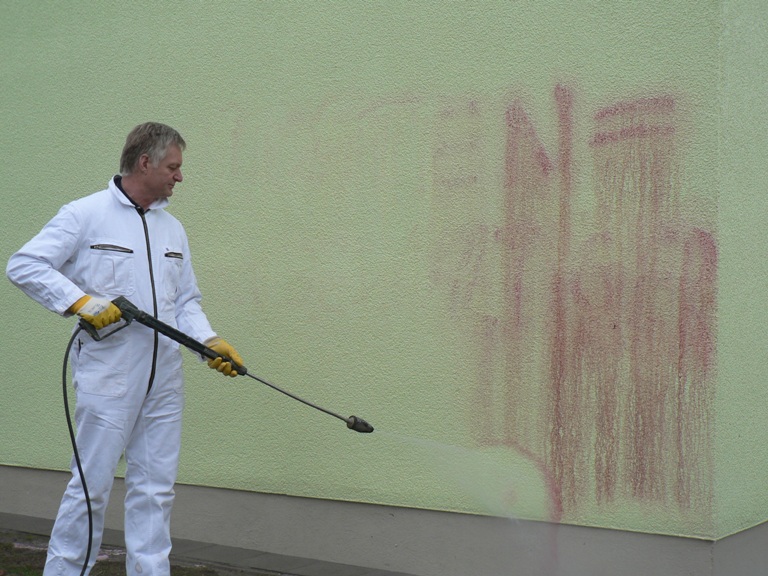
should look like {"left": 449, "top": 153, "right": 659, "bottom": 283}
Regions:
{"left": 204, "top": 337, "right": 244, "bottom": 377}
{"left": 70, "top": 295, "right": 122, "bottom": 329}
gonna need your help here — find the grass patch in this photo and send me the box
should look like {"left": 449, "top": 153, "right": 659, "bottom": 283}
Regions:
{"left": 0, "top": 541, "right": 45, "bottom": 576}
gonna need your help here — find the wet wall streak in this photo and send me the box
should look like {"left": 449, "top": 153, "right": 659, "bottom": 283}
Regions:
{"left": 587, "top": 95, "right": 715, "bottom": 513}
{"left": 547, "top": 86, "right": 581, "bottom": 510}
{"left": 436, "top": 85, "right": 716, "bottom": 519}
{"left": 431, "top": 99, "right": 566, "bottom": 523}
{"left": 501, "top": 102, "right": 557, "bottom": 455}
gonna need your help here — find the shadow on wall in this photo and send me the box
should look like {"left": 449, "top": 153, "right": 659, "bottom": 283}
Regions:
{"left": 431, "top": 85, "right": 716, "bottom": 524}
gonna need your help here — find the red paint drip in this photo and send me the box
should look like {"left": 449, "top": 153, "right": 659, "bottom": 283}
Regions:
{"left": 675, "top": 229, "right": 717, "bottom": 509}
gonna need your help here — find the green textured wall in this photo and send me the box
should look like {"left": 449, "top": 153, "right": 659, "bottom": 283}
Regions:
{"left": 1, "top": 0, "right": 761, "bottom": 541}
{"left": 716, "top": 0, "right": 768, "bottom": 538}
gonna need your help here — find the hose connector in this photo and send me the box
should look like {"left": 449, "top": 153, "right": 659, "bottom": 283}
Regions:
{"left": 346, "top": 415, "right": 374, "bottom": 433}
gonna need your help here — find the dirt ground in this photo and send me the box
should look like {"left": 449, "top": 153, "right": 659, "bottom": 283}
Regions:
{"left": 0, "top": 529, "right": 274, "bottom": 576}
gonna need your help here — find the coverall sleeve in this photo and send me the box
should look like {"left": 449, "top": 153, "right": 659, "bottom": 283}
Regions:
{"left": 173, "top": 232, "right": 217, "bottom": 344}
{"left": 6, "top": 204, "right": 87, "bottom": 315}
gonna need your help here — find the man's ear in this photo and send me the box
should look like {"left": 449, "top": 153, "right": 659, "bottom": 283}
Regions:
{"left": 137, "top": 153, "right": 151, "bottom": 174}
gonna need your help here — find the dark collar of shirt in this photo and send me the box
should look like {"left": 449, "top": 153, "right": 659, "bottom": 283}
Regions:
{"left": 113, "top": 175, "right": 145, "bottom": 213}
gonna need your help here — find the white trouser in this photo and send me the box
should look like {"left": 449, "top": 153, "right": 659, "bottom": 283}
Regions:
{"left": 44, "top": 360, "right": 184, "bottom": 576}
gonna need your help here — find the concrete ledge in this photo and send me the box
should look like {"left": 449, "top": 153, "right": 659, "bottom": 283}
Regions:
{"left": 1, "top": 465, "right": 766, "bottom": 576}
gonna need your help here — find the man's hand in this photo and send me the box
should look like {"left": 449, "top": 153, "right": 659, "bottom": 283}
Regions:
{"left": 204, "top": 337, "right": 244, "bottom": 377}
{"left": 70, "top": 295, "right": 122, "bottom": 329}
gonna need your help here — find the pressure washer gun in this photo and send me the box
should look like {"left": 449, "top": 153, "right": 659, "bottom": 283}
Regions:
{"left": 78, "top": 296, "right": 374, "bottom": 433}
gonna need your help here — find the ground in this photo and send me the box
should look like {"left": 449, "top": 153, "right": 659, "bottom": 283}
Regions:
{"left": 0, "top": 529, "right": 275, "bottom": 576}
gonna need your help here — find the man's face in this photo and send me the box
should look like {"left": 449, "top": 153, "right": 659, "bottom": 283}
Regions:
{"left": 145, "top": 144, "right": 183, "bottom": 201}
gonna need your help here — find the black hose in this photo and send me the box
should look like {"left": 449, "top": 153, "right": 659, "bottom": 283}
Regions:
{"left": 62, "top": 326, "right": 93, "bottom": 576}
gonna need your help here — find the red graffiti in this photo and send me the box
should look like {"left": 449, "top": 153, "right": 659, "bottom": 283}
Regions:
{"left": 433, "top": 85, "right": 717, "bottom": 520}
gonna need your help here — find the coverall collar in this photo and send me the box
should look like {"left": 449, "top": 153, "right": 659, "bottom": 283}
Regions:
{"left": 110, "top": 175, "right": 170, "bottom": 212}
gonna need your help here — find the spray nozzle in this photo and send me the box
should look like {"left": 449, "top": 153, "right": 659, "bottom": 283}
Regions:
{"left": 346, "top": 415, "right": 374, "bottom": 433}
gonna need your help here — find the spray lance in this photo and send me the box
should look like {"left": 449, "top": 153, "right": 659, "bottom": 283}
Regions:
{"left": 79, "top": 296, "right": 374, "bottom": 433}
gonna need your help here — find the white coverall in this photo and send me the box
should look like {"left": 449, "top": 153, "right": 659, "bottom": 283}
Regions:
{"left": 6, "top": 177, "right": 217, "bottom": 576}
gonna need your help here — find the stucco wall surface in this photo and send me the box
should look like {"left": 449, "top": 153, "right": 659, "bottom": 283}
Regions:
{"left": 715, "top": 0, "right": 768, "bottom": 539}
{"left": 1, "top": 0, "right": 754, "bottom": 541}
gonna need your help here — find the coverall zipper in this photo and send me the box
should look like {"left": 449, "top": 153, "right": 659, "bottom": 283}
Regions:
{"left": 136, "top": 207, "right": 159, "bottom": 395}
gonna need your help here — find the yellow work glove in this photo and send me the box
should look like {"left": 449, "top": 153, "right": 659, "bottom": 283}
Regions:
{"left": 203, "top": 337, "right": 244, "bottom": 377}
{"left": 70, "top": 295, "right": 122, "bottom": 329}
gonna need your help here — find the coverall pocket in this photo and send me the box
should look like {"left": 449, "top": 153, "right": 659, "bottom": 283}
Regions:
{"left": 88, "top": 242, "right": 135, "bottom": 296}
{"left": 73, "top": 333, "right": 130, "bottom": 397}
{"left": 163, "top": 251, "right": 183, "bottom": 299}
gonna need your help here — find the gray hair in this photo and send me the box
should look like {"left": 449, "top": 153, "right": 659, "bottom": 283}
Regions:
{"left": 120, "top": 122, "right": 186, "bottom": 175}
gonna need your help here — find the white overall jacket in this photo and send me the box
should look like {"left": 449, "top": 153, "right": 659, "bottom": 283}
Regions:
{"left": 7, "top": 176, "right": 216, "bottom": 395}
{"left": 6, "top": 179, "right": 215, "bottom": 372}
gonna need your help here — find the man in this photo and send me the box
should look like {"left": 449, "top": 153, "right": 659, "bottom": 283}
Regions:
{"left": 6, "top": 122, "right": 243, "bottom": 576}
